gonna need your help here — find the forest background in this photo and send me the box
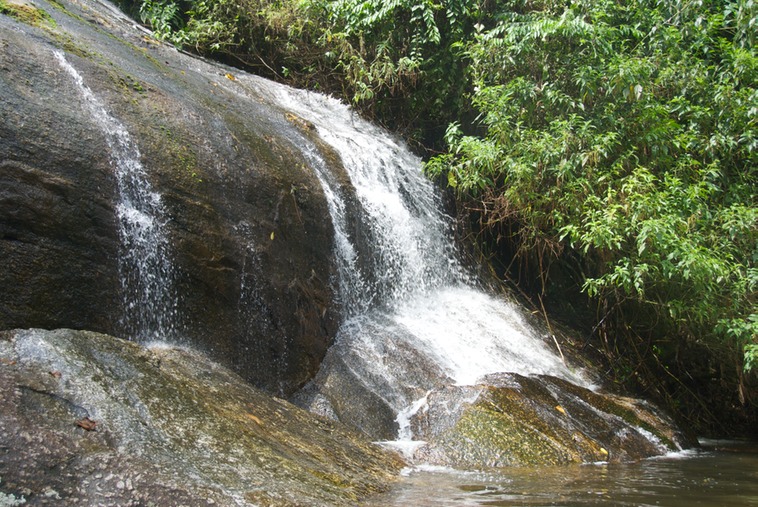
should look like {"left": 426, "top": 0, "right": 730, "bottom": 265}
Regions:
{"left": 117, "top": 0, "right": 757, "bottom": 436}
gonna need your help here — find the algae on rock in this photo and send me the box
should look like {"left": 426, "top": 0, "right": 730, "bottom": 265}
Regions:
{"left": 410, "top": 373, "right": 691, "bottom": 469}
{"left": 0, "top": 0, "right": 56, "bottom": 28}
{"left": 0, "top": 328, "right": 404, "bottom": 506}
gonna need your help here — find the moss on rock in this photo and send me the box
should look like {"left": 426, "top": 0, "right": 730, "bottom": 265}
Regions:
{"left": 412, "top": 373, "right": 690, "bottom": 469}
{"left": 0, "top": 0, "right": 55, "bottom": 27}
{"left": 0, "top": 328, "right": 404, "bottom": 505}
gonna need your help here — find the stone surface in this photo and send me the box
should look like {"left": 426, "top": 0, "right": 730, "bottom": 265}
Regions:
{"left": 0, "top": 0, "right": 342, "bottom": 395}
{"left": 0, "top": 0, "right": 696, "bottom": 480}
{"left": 0, "top": 328, "right": 404, "bottom": 505}
{"left": 293, "top": 313, "right": 453, "bottom": 440}
{"left": 409, "top": 372, "right": 693, "bottom": 468}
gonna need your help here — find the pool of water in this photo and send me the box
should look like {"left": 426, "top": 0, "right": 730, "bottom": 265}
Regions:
{"left": 364, "top": 440, "right": 758, "bottom": 506}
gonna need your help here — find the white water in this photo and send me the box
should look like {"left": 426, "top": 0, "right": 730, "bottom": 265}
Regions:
{"left": 276, "top": 92, "right": 467, "bottom": 312}
{"left": 54, "top": 51, "right": 179, "bottom": 342}
{"left": 245, "top": 81, "right": 590, "bottom": 441}
{"left": 290, "top": 141, "right": 373, "bottom": 316}
{"left": 266, "top": 85, "right": 584, "bottom": 378}
{"left": 396, "top": 393, "right": 431, "bottom": 441}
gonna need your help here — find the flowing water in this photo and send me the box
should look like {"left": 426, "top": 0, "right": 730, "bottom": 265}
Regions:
{"left": 19, "top": 5, "right": 753, "bottom": 503}
{"left": 54, "top": 51, "right": 179, "bottom": 342}
{"left": 243, "top": 80, "right": 592, "bottom": 440}
{"left": 364, "top": 440, "right": 758, "bottom": 506}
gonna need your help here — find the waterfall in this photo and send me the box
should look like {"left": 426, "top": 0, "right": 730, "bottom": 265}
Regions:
{"left": 292, "top": 142, "right": 373, "bottom": 316}
{"left": 54, "top": 51, "right": 179, "bottom": 342}
{"left": 244, "top": 81, "right": 591, "bottom": 440}
{"left": 268, "top": 86, "right": 585, "bottom": 380}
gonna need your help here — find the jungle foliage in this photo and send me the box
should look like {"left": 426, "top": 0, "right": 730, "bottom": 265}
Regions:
{"left": 425, "top": 0, "right": 757, "bottom": 432}
{"left": 116, "top": 0, "right": 489, "bottom": 145}
{"left": 123, "top": 0, "right": 756, "bottom": 434}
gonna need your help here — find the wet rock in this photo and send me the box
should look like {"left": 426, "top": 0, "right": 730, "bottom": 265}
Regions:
{"left": 0, "top": 0, "right": 340, "bottom": 394}
{"left": 0, "top": 328, "right": 404, "bottom": 505}
{"left": 293, "top": 313, "right": 453, "bottom": 440}
{"left": 410, "top": 373, "right": 692, "bottom": 468}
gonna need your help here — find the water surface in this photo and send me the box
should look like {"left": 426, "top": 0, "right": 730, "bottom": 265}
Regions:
{"left": 365, "top": 440, "right": 758, "bottom": 506}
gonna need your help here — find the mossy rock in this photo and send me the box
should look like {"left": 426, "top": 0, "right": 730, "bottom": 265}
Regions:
{"left": 0, "top": 328, "right": 405, "bottom": 505}
{"left": 411, "top": 373, "right": 689, "bottom": 468}
{"left": 0, "top": 0, "right": 56, "bottom": 27}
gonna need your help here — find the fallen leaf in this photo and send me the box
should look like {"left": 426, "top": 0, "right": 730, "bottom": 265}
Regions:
{"left": 555, "top": 405, "right": 566, "bottom": 415}
{"left": 0, "top": 358, "right": 16, "bottom": 366}
{"left": 270, "top": 231, "right": 275, "bottom": 240}
{"left": 49, "top": 371, "right": 62, "bottom": 379}
{"left": 245, "top": 413, "right": 262, "bottom": 425}
{"left": 76, "top": 417, "right": 97, "bottom": 431}
{"left": 225, "top": 72, "right": 236, "bottom": 81}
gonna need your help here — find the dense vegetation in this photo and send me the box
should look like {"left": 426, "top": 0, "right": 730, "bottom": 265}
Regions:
{"left": 118, "top": 0, "right": 483, "bottom": 145}
{"left": 124, "top": 0, "right": 756, "bottom": 435}
{"left": 426, "top": 0, "right": 757, "bottom": 434}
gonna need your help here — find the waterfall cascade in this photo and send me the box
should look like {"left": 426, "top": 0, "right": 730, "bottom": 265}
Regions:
{"left": 54, "top": 51, "right": 179, "bottom": 342}
{"left": 50, "top": 46, "right": 682, "bottom": 461}
{"left": 269, "top": 86, "right": 583, "bottom": 380}
{"left": 242, "top": 80, "right": 591, "bottom": 443}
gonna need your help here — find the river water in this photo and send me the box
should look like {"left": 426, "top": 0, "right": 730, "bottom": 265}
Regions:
{"left": 365, "top": 440, "right": 758, "bottom": 506}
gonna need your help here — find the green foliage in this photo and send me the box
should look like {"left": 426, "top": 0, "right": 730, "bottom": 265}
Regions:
{"left": 138, "top": 0, "right": 184, "bottom": 40}
{"left": 427, "top": 0, "right": 757, "bottom": 390}
{"left": 123, "top": 0, "right": 486, "bottom": 145}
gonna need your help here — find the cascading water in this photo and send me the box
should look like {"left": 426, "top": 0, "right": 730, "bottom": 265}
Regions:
{"left": 290, "top": 141, "right": 373, "bottom": 316}
{"left": 293, "top": 99, "right": 468, "bottom": 314}
{"left": 54, "top": 51, "right": 179, "bottom": 342}
{"left": 241, "top": 81, "right": 591, "bottom": 441}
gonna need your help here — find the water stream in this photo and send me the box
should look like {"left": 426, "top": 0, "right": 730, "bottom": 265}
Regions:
{"left": 52, "top": 43, "right": 676, "bottom": 463}
{"left": 9, "top": 2, "right": 752, "bottom": 502}
{"left": 54, "top": 51, "right": 179, "bottom": 342}
{"left": 267, "top": 85, "right": 581, "bottom": 377}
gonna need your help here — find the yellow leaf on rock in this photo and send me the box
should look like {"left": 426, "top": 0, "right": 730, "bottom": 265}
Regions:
{"left": 270, "top": 231, "right": 275, "bottom": 240}
{"left": 555, "top": 405, "right": 566, "bottom": 415}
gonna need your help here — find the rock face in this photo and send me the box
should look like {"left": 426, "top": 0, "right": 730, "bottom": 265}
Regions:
{"left": 0, "top": 328, "right": 404, "bottom": 505}
{"left": 0, "top": 0, "right": 342, "bottom": 394}
{"left": 294, "top": 313, "right": 692, "bottom": 467}
{"left": 293, "top": 297, "right": 692, "bottom": 464}
{"left": 407, "top": 373, "right": 691, "bottom": 468}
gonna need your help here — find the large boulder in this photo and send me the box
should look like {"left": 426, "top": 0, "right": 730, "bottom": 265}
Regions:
{"left": 0, "top": 328, "right": 404, "bottom": 505}
{"left": 409, "top": 373, "right": 692, "bottom": 467}
{"left": 0, "top": 0, "right": 343, "bottom": 394}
